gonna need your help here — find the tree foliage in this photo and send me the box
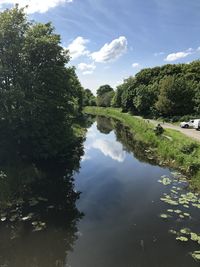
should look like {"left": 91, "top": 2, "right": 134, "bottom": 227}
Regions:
{"left": 83, "top": 89, "right": 96, "bottom": 106}
{"left": 96, "top": 85, "right": 114, "bottom": 107}
{"left": 156, "top": 76, "right": 195, "bottom": 116}
{"left": 0, "top": 6, "right": 84, "bottom": 159}
{"left": 111, "top": 61, "right": 200, "bottom": 117}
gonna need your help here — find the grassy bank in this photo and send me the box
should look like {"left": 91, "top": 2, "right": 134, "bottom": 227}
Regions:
{"left": 84, "top": 106, "right": 200, "bottom": 191}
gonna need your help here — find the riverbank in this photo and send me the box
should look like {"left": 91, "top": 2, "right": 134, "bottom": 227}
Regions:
{"left": 137, "top": 117, "right": 200, "bottom": 142}
{"left": 84, "top": 107, "right": 200, "bottom": 191}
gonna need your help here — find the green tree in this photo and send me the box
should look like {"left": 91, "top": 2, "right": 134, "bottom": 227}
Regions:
{"left": 96, "top": 84, "right": 113, "bottom": 96}
{"left": 0, "top": 5, "right": 28, "bottom": 124}
{"left": 194, "top": 82, "right": 200, "bottom": 113}
{"left": 183, "top": 60, "right": 200, "bottom": 82}
{"left": 111, "top": 85, "right": 123, "bottom": 107}
{"left": 96, "top": 85, "right": 114, "bottom": 107}
{"left": 156, "top": 76, "right": 195, "bottom": 116}
{"left": 133, "top": 83, "right": 158, "bottom": 115}
{"left": 0, "top": 6, "right": 84, "bottom": 159}
{"left": 65, "top": 66, "right": 84, "bottom": 116}
{"left": 120, "top": 77, "right": 137, "bottom": 112}
{"left": 83, "top": 89, "right": 96, "bottom": 106}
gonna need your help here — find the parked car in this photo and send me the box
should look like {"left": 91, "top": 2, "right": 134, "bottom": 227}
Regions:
{"left": 193, "top": 119, "right": 200, "bottom": 130}
{"left": 180, "top": 120, "right": 194, "bottom": 128}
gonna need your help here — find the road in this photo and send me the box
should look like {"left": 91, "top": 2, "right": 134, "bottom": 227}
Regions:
{"left": 140, "top": 118, "right": 200, "bottom": 142}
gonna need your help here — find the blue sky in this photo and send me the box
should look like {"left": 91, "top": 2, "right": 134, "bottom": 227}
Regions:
{"left": 1, "top": 0, "right": 200, "bottom": 93}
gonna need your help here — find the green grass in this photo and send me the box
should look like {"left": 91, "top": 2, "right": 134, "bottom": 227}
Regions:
{"left": 84, "top": 106, "right": 200, "bottom": 191}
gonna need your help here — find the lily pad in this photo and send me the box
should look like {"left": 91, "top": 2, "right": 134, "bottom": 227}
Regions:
{"left": 167, "top": 209, "right": 174, "bottom": 213}
{"left": 160, "top": 197, "right": 178, "bottom": 206}
{"left": 174, "top": 209, "right": 182, "bottom": 214}
{"left": 158, "top": 177, "right": 172, "bottom": 186}
{"left": 190, "top": 232, "right": 200, "bottom": 242}
{"left": 191, "top": 251, "right": 200, "bottom": 261}
{"left": 169, "top": 229, "right": 177, "bottom": 235}
{"left": 176, "top": 236, "right": 188, "bottom": 242}
{"left": 180, "top": 228, "right": 191, "bottom": 235}
{"left": 159, "top": 213, "right": 171, "bottom": 219}
{"left": 32, "top": 221, "right": 46, "bottom": 232}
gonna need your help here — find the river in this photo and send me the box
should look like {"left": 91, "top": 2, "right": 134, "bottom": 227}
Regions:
{"left": 0, "top": 116, "right": 200, "bottom": 266}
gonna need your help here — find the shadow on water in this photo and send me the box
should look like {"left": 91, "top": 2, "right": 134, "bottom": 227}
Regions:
{"left": 0, "top": 126, "right": 88, "bottom": 267}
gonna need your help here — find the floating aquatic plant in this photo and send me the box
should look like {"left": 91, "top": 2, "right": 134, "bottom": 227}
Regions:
{"left": 169, "top": 229, "right": 177, "bottom": 235}
{"left": 0, "top": 171, "right": 7, "bottom": 179}
{"left": 32, "top": 221, "right": 46, "bottom": 232}
{"left": 160, "top": 196, "right": 178, "bottom": 206}
{"left": 190, "top": 232, "right": 200, "bottom": 242}
{"left": 180, "top": 228, "right": 191, "bottom": 235}
{"left": 158, "top": 172, "right": 200, "bottom": 262}
{"left": 174, "top": 209, "right": 182, "bottom": 214}
{"left": 167, "top": 209, "right": 174, "bottom": 213}
{"left": 158, "top": 176, "right": 172, "bottom": 186}
{"left": 171, "top": 189, "right": 178, "bottom": 194}
{"left": 22, "top": 213, "right": 34, "bottom": 221}
{"left": 176, "top": 236, "right": 188, "bottom": 242}
{"left": 159, "top": 213, "right": 171, "bottom": 219}
{"left": 192, "top": 203, "right": 200, "bottom": 209}
{"left": 191, "top": 251, "right": 200, "bottom": 261}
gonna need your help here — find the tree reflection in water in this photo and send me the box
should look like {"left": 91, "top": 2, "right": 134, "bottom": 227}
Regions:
{"left": 96, "top": 116, "right": 158, "bottom": 165}
{"left": 0, "top": 134, "right": 85, "bottom": 267}
{"left": 96, "top": 116, "right": 114, "bottom": 134}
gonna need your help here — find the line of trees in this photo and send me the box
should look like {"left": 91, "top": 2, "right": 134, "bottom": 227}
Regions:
{"left": 0, "top": 5, "right": 86, "bottom": 159}
{"left": 90, "top": 60, "right": 200, "bottom": 119}
{"left": 113, "top": 61, "right": 200, "bottom": 118}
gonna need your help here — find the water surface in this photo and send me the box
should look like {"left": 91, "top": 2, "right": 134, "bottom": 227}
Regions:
{"left": 0, "top": 117, "right": 200, "bottom": 267}
{"left": 68, "top": 117, "right": 200, "bottom": 267}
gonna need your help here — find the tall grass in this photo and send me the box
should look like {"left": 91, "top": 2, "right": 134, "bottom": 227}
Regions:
{"left": 84, "top": 107, "right": 200, "bottom": 191}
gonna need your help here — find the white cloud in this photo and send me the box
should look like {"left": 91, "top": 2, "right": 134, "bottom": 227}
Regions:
{"left": 132, "top": 63, "right": 140, "bottom": 68}
{"left": 186, "top": 48, "right": 194, "bottom": 52}
{"left": 91, "top": 36, "right": 127, "bottom": 63}
{"left": 78, "top": 63, "right": 96, "bottom": 75}
{"left": 0, "top": 0, "right": 72, "bottom": 14}
{"left": 67, "top": 37, "right": 90, "bottom": 60}
{"left": 86, "top": 126, "right": 97, "bottom": 139}
{"left": 197, "top": 47, "right": 200, "bottom": 51}
{"left": 92, "top": 139, "right": 126, "bottom": 162}
{"left": 82, "top": 71, "right": 93, "bottom": 75}
{"left": 154, "top": 52, "right": 165, "bottom": 56}
{"left": 115, "top": 80, "right": 123, "bottom": 86}
{"left": 81, "top": 154, "right": 91, "bottom": 162}
{"left": 164, "top": 51, "right": 192, "bottom": 62}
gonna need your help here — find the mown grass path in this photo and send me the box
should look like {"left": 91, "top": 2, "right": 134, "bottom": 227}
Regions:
{"left": 135, "top": 117, "right": 200, "bottom": 142}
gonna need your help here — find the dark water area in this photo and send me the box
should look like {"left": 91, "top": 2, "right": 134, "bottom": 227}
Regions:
{"left": 0, "top": 133, "right": 85, "bottom": 267}
{"left": 0, "top": 116, "right": 200, "bottom": 267}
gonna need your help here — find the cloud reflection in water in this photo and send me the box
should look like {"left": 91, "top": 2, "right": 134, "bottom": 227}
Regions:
{"left": 92, "top": 139, "right": 126, "bottom": 162}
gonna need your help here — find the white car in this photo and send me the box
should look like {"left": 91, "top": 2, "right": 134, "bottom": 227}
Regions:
{"left": 193, "top": 119, "right": 200, "bottom": 130}
{"left": 180, "top": 120, "right": 194, "bottom": 128}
